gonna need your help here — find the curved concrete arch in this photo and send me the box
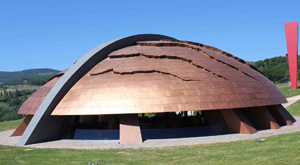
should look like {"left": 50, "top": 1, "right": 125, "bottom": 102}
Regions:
{"left": 18, "top": 34, "right": 175, "bottom": 146}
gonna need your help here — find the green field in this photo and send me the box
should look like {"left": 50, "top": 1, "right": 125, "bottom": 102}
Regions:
{"left": 0, "top": 119, "right": 22, "bottom": 132}
{"left": 0, "top": 102, "right": 299, "bottom": 164}
{"left": 285, "top": 100, "right": 300, "bottom": 117}
{"left": 276, "top": 84, "right": 300, "bottom": 98}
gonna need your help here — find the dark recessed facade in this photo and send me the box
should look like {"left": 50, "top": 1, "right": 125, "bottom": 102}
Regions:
{"left": 13, "top": 34, "right": 296, "bottom": 145}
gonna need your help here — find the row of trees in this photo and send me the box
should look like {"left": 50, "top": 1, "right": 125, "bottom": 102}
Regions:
{"left": 251, "top": 56, "right": 300, "bottom": 83}
{"left": 0, "top": 106, "right": 22, "bottom": 122}
{"left": 0, "top": 75, "right": 50, "bottom": 86}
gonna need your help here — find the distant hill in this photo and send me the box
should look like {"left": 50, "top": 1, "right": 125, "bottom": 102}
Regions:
{"left": 0, "top": 68, "right": 60, "bottom": 82}
{"left": 250, "top": 55, "right": 300, "bottom": 83}
{"left": 0, "top": 68, "right": 60, "bottom": 86}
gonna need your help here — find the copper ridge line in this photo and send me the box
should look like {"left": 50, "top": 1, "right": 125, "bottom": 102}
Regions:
{"left": 47, "top": 72, "right": 64, "bottom": 82}
{"left": 90, "top": 69, "right": 201, "bottom": 81}
{"left": 137, "top": 41, "right": 264, "bottom": 85}
{"left": 162, "top": 39, "right": 266, "bottom": 77}
{"left": 109, "top": 53, "right": 229, "bottom": 81}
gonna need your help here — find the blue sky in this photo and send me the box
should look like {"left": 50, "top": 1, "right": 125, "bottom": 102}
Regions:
{"left": 0, "top": 0, "right": 299, "bottom": 71}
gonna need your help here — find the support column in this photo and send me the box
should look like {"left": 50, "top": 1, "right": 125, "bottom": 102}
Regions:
{"left": 202, "top": 110, "right": 230, "bottom": 133}
{"left": 220, "top": 109, "right": 257, "bottom": 134}
{"left": 249, "top": 107, "right": 280, "bottom": 129}
{"left": 11, "top": 115, "right": 33, "bottom": 136}
{"left": 119, "top": 114, "right": 143, "bottom": 144}
{"left": 267, "top": 105, "right": 296, "bottom": 126}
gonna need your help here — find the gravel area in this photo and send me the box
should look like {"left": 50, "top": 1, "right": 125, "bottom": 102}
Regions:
{"left": 0, "top": 117, "right": 299, "bottom": 150}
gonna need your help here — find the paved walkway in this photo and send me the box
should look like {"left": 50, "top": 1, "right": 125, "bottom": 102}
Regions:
{"left": 0, "top": 117, "right": 299, "bottom": 149}
{"left": 282, "top": 95, "right": 300, "bottom": 108}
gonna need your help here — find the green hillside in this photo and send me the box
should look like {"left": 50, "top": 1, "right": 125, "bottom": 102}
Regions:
{"left": 0, "top": 68, "right": 60, "bottom": 121}
{"left": 0, "top": 68, "right": 60, "bottom": 82}
{"left": 250, "top": 55, "right": 300, "bottom": 83}
{"left": 0, "top": 68, "right": 60, "bottom": 86}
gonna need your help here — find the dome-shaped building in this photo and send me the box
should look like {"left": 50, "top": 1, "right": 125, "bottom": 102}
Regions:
{"left": 15, "top": 34, "right": 296, "bottom": 145}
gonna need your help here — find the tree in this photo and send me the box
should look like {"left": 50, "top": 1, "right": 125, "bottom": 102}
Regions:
{"left": 14, "top": 89, "right": 22, "bottom": 97}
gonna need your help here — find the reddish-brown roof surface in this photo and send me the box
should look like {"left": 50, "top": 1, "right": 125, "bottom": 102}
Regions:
{"left": 49, "top": 39, "right": 286, "bottom": 115}
{"left": 18, "top": 70, "right": 66, "bottom": 115}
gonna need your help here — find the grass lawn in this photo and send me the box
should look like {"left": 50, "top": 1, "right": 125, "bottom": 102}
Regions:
{"left": 0, "top": 104, "right": 298, "bottom": 164}
{"left": 0, "top": 119, "right": 22, "bottom": 132}
{"left": 276, "top": 84, "right": 300, "bottom": 98}
{"left": 286, "top": 100, "right": 300, "bottom": 117}
{"left": 0, "top": 131, "right": 299, "bottom": 164}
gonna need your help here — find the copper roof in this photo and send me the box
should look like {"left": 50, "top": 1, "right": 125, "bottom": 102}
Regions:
{"left": 18, "top": 71, "right": 66, "bottom": 115}
{"left": 46, "top": 39, "right": 287, "bottom": 115}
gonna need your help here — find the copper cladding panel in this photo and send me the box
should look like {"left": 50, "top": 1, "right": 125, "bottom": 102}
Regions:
{"left": 11, "top": 115, "right": 33, "bottom": 136}
{"left": 18, "top": 77, "right": 60, "bottom": 115}
{"left": 17, "top": 69, "right": 67, "bottom": 115}
{"left": 51, "top": 40, "right": 287, "bottom": 115}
